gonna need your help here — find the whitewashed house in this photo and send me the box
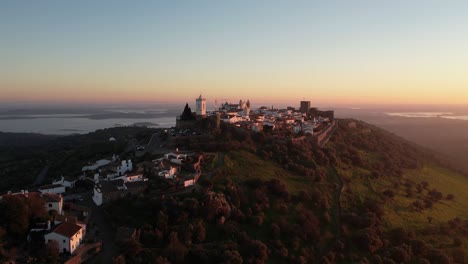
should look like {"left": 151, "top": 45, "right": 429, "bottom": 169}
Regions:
{"left": 44, "top": 222, "right": 84, "bottom": 254}
{"left": 158, "top": 162, "right": 180, "bottom": 179}
{"left": 251, "top": 122, "right": 263, "bottom": 132}
{"left": 52, "top": 176, "right": 76, "bottom": 189}
{"left": 42, "top": 193, "right": 63, "bottom": 215}
{"left": 38, "top": 184, "right": 66, "bottom": 195}
{"left": 100, "top": 159, "right": 133, "bottom": 180}
{"left": 164, "top": 150, "right": 188, "bottom": 163}
{"left": 117, "top": 160, "right": 133, "bottom": 175}
{"left": 293, "top": 125, "right": 302, "bottom": 134}
{"left": 114, "top": 172, "right": 147, "bottom": 183}
{"left": 82, "top": 155, "right": 117, "bottom": 172}
{"left": 303, "top": 122, "right": 315, "bottom": 135}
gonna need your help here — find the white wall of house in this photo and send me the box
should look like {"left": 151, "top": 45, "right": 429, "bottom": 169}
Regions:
{"left": 52, "top": 176, "right": 75, "bottom": 188}
{"left": 45, "top": 232, "right": 70, "bottom": 253}
{"left": 44, "top": 228, "right": 83, "bottom": 254}
{"left": 251, "top": 123, "right": 263, "bottom": 132}
{"left": 165, "top": 153, "right": 187, "bottom": 160}
{"left": 92, "top": 187, "right": 103, "bottom": 206}
{"left": 293, "top": 125, "right": 302, "bottom": 134}
{"left": 118, "top": 160, "right": 133, "bottom": 175}
{"left": 169, "top": 158, "right": 183, "bottom": 165}
{"left": 125, "top": 174, "right": 144, "bottom": 182}
{"left": 303, "top": 122, "right": 314, "bottom": 135}
{"left": 184, "top": 179, "right": 195, "bottom": 187}
{"left": 82, "top": 159, "right": 112, "bottom": 172}
{"left": 39, "top": 186, "right": 66, "bottom": 195}
{"left": 46, "top": 200, "right": 63, "bottom": 215}
{"left": 76, "top": 222, "right": 87, "bottom": 237}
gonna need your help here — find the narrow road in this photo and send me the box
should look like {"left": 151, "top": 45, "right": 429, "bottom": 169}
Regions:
{"left": 217, "top": 152, "right": 225, "bottom": 167}
{"left": 34, "top": 164, "right": 49, "bottom": 185}
{"left": 147, "top": 132, "right": 170, "bottom": 155}
{"left": 88, "top": 204, "right": 118, "bottom": 264}
{"left": 315, "top": 167, "right": 343, "bottom": 264}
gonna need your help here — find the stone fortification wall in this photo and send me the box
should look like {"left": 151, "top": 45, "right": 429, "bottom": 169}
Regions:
{"left": 313, "top": 120, "right": 336, "bottom": 147}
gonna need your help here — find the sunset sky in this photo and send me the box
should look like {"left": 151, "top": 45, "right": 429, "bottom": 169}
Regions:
{"left": 1, "top": 1, "right": 468, "bottom": 106}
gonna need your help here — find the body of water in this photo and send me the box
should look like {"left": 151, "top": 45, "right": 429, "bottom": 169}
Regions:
{"left": 385, "top": 112, "right": 468, "bottom": 121}
{"left": 0, "top": 106, "right": 179, "bottom": 135}
{"left": 0, "top": 116, "right": 176, "bottom": 135}
{"left": 385, "top": 112, "right": 453, "bottom": 118}
{"left": 440, "top": 115, "right": 468, "bottom": 120}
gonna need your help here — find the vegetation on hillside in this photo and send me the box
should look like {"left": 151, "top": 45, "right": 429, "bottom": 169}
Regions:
{"left": 1, "top": 119, "right": 466, "bottom": 263}
{"left": 103, "top": 119, "right": 467, "bottom": 263}
{"left": 0, "top": 127, "right": 156, "bottom": 192}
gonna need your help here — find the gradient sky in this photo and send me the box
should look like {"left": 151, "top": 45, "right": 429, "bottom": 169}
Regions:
{"left": 1, "top": 0, "right": 468, "bottom": 106}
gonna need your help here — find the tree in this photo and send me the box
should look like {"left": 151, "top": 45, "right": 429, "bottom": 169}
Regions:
{"left": 243, "top": 240, "right": 268, "bottom": 264}
{"left": 0, "top": 195, "right": 30, "bottom": 237}
{"left": 222, "top": 250, "right": 243, "bottom": 264}
{"left": 163, "top": 232, "right": 187, "bottom": 264}
{"left": 193, "top": 221, "right": 206, "bottom": 243}
{"left": 46, "top": 240, "right": 60, "bottom": 263}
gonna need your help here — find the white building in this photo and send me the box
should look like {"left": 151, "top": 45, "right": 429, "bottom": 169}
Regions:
{"left": 293, "top": 125, "right": 302, "bottom": 134}
{"left": 114, "top": 173, "right": 147, "bottom": 183}
{"left": 158, "top": 165, "right": 179, "bottom": 179}
{"left": 117, "top": 160, "right": 133, "bottom": 175}
{"left": 101, "top": 159, "right": 133, "bottom": 180}
{"left": 82, "top": 155, "right": 117, "bottom": 172}
{"left": 52, "top": 176, "right": 76, "bottom": 189}
{"left": 221, "top": 115, "right": 243, "bottom": 124}
{"left": 196, "top": 94, "right": 207, "bottom": 116}
{"left": 42, "top": 193, "right": 63, "bottom": 215}
{"left": 38, "top": 184, "right": 66, "bottom": 195}
{"left": 303, "top": 121, "right": 315, "bottom": 135}
{"left": 44, "top": 222, "right": 84, "bottom": 254}
{"left": 164, "top": 150, "right": 188, "bottom": 164}
{"left": 251, "top": 123, "right": 263, "bottom": 132}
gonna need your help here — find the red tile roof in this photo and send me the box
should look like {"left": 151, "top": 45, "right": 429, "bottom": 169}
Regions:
{"left": 41, "top": 193, "right": 62, "bottom": 203}
{"left": 53, "top": 222, "right": 82, "bottom": 238}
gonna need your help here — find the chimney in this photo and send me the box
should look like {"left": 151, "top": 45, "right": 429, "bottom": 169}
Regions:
{"left": 47, "top": 220, "right": 51, "bottom": 230}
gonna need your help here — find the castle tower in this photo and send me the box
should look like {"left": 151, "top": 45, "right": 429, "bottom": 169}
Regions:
{"left": 196, "top": 94, "right": 206, "bottom": 116}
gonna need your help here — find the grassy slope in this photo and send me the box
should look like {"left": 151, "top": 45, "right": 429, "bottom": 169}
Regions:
{"left": 210, "top": 150, "right": 338, "bottom": 261}
{"left": 220, "top": 150, "right": 327, "bottom": 194}
{"left": 324, "top": 119, "right": 468, "bottom": 256}
{"left": 339, "top": 154, "right": 468, "bottom": 253}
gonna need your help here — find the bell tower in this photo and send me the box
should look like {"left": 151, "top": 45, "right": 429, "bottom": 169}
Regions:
{"left": 196, "top": 94, "right": 206, "bottom": 116}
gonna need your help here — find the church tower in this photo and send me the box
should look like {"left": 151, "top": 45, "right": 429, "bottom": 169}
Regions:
{"left": 196, "top": 94, "right": 206, "bottom": 116}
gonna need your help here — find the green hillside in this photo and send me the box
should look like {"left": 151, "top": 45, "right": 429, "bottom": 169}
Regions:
{"left": 98, "top": 119, "right": 468, "bottom": 263}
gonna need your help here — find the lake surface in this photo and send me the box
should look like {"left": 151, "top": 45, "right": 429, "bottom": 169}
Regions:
{"left": 385, "top": 112, "right": 468, "bottom": 121}
{"left": 0, "top": 116, "right": 176, "bottom": 135}
{"left": 385, "top": 112, "right": 454, "bottom": 118}
{"left": 0, "top": 106, "right": 179, "bottom": 135}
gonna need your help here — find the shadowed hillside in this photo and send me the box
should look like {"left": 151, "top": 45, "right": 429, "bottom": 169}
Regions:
{"left": 100, "top": 119, "right": 467, "bottom": 263}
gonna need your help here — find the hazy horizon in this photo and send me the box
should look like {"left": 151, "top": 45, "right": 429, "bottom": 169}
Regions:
{"left": 2, "top": 1, "right": 468, "bottom": 105}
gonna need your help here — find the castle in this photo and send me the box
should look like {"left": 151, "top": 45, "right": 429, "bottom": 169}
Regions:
{"left": 176, "top": 94, "right": 219, "bottom": 129}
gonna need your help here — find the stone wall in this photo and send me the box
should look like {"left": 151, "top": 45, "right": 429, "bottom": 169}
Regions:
{"left": 313, "top": 120, "right": 336, "bottom": 147}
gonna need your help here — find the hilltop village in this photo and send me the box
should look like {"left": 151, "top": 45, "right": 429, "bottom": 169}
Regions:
{"left": 0, "top": 95, "right": 336, "bottom": 263}
{"left": 177, "top": 95, "right": 336, "bottom": 146}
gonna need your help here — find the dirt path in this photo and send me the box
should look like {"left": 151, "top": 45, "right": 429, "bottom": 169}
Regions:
{"left": 34, "top": 164, "right": 49, "bottom": 185}
{"left": 315, "top": 167, "right": 343, "bottom": 263}
{"left": 87, "top": 204, "right": 118, "bottom": 264}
